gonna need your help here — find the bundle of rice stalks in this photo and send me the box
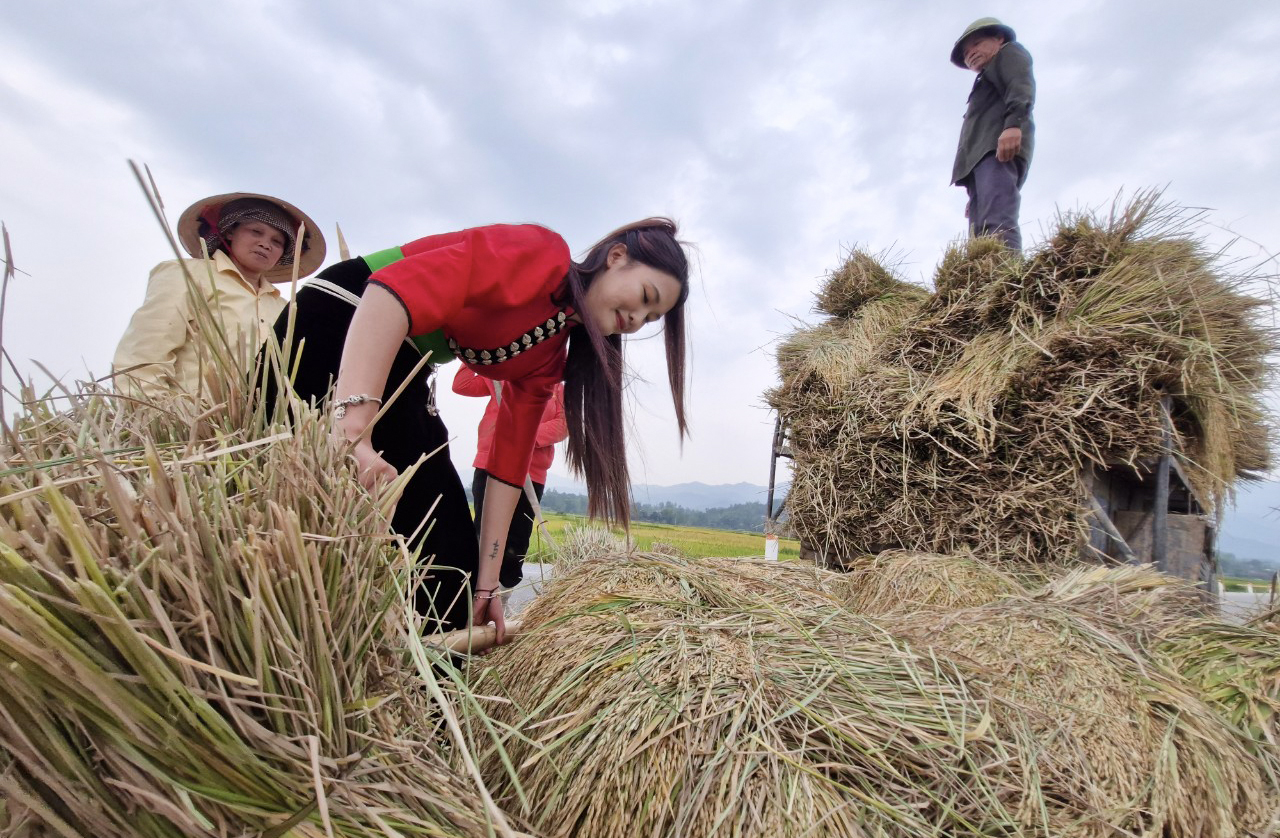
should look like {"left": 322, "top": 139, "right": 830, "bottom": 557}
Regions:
{"left": 813, "top": 247, "right": 928, "bottom": 319}
{"left": 474, "top": 551, "right": 1024, "bottom": 838}
{"left": 931, "top": 235, "right": 1015, "bottom": 302}
{"left": 1158, "top": 616, "right": 1280, "bottom": 773}
{"left": 1035, "top": 564, "right": 1210, "bottom": 649}
{"left": 772, "top": 319, "right": 917, "bottom": 403}
{"left": 546, "top": 524, "right": 629, "bottom": 574}
{"left": 0, "top": 371, "right": 512, "bottom": 835}
{"left": 773, "top": 252, "right": 925, "bottom": 406}
{"left": 1251, "top": 600, "right": 1280, "bottom": 632}
{"left": 772, "top": 192, "right": 1276, "bottom": 566}
{"left": 887, "top": 588, "right": 1275, "bottom": 837}
{"left": 836, "top": 550, "right": 1029, "bottom": 616}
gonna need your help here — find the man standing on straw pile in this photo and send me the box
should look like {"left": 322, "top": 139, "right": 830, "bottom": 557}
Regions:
{"left": 950, "top": 17, "right": 1035, "bottom": 252}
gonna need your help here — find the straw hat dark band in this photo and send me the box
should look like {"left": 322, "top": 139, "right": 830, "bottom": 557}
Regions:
{"left": 177, "top": 192, "right": 327, "bottom": 282}
{"left": 950, "top": 17, "right": 1017, "bottom": 68}
{"left": 206, "top": 199, "right": 300, "bottom": 265}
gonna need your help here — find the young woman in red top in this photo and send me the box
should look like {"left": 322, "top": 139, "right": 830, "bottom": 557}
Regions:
{"left": 272, "top": 219, "right": 689, "bottom": 639}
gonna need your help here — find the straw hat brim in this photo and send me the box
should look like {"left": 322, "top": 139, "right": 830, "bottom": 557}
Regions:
{"left": 176, "top": 192, "right": 327, "bottom": 282}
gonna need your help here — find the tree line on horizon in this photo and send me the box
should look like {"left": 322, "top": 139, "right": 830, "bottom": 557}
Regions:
{"left": 1218, "top": 552, "right": 1280, "bottom": 581}
{"left": 533, "top": 489, "right": 774, "bottom": 533}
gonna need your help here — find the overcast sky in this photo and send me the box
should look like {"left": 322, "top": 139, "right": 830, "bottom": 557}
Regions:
{"left": 1, "top": 0, "right": 1278, "bottom": 494}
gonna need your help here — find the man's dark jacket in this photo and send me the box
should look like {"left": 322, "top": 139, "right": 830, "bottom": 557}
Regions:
{"left": 952, "top": 41, "right": 1035, "bottom": 186}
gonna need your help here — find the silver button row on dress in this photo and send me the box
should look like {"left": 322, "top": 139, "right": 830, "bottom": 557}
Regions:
{"left": 448, "top": 311, "right": 570, "bottom": 366}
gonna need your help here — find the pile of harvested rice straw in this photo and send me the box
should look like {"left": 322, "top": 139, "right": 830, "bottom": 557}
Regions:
{"left": 0, "top": 362, "right": 520, "bottom": 836}
{"left": 768, "top": 194, "right": 1276, "bottom": 566}
{"left": 1159, "top": 607, "right": 1280, "bottom": 764}
{"left": 476, "top": 549, "right": 1279, "bottom": 837}
{"left": 2, "top": 370, "right": 1278, "bottom": 836}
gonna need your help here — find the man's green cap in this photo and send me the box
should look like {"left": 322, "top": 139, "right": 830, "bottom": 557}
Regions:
{"left": 950, "top": 17, "right": 1016, "bottom": 68}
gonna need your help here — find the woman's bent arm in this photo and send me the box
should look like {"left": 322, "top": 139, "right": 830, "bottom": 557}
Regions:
{"left": 333, "top": 283, "right": 408, "bottom": 488}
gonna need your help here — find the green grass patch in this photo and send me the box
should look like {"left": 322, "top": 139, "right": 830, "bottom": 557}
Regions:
{"left": 1220, "top": 575, "right": 1278, "bottom": 594}
{"left": 526, "top": 512, "right": 801, "bottom": 562}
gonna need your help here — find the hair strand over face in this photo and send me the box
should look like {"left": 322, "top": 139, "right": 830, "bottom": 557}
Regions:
{"left": 558, "top": 218, "right": 691, "bottom": 526}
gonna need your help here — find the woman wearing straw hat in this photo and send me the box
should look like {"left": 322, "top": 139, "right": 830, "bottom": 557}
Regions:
{"left": 270, "top": 219, "right": 690, "bottom": 640}
{"left": 112, "top": 192, "right": 325, "bottom": 398}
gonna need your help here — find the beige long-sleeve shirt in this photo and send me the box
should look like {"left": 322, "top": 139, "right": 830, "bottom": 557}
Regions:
{"left": 112, "top": 250, "right": 287, "bottom": 398}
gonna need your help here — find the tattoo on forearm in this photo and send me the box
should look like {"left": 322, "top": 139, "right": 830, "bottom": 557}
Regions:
{"left": 488, "top": 542, "right": 500, "bottom": 561}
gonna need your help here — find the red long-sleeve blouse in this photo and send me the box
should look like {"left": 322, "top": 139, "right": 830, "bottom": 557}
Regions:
{"left": 367, "top": 224, "right": 574, "bottom": 487}
{"left": 452, "top": 368, "right": 567, "bottom": 484}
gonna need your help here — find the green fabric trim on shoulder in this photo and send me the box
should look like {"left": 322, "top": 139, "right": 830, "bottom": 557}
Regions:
{"left": 411, "top": 331, "right": 455, "bottom": 364}
{"left": 360, "top": 245, "right": 456, "bottom": 364}
{"left": 361, "top": 245, "right": 405, "bottom": 273}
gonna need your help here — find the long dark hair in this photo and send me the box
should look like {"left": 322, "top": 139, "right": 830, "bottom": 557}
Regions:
{"left": 557, "top": 218, "right": 690, "bottom": 526}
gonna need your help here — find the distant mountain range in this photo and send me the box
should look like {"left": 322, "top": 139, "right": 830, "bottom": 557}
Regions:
{"left": 630, "top": 481, "right": 775, "bottom": 510}
{"left": 542, "top": 476, "right": 1280, "bottom": 570}
{"left": 1217, "top": 480, "right": 1280, "bottom": 568}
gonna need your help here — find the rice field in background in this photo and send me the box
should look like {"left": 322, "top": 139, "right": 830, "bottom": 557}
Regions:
{"left": 1222, "top": 575, "right": 1279, "bottom": 593}
{"left": 525, "top": 512, "right": 802, "bottom": 561}
{"left": 523, "top": 513, "right": 1271, "bottom": 586}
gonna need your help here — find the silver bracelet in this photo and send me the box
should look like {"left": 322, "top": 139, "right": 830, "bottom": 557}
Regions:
{"left": 333, "top": 393, "right": 383, "bottom": 419}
